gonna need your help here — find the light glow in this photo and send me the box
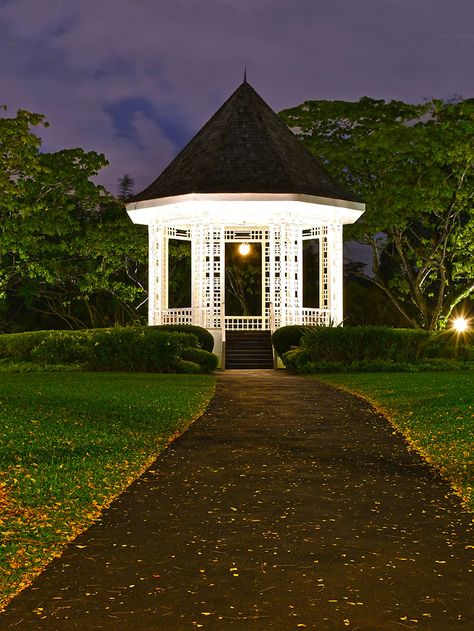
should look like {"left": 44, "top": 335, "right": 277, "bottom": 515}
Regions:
{"left": 452, "top": 316, "right": 469, "bottom": 333}
{"left": 238, "top": 242, "right": 251, "bottom": 256}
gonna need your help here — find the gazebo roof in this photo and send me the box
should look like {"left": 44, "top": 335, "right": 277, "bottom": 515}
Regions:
{"left": 132, "top": 80, "right": 358, "bottom": 203}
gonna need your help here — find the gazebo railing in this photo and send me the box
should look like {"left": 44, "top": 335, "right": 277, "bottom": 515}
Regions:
{"left": 299, "top": 308, "right": 336, "bottom": 327}
{"left": 224, "top": 316, "right": 264, "bottom": 330}
{"left": 160, "top": 307, "right": 337, "bottom": 329}
{"left": 161, "top": 308, "right": 195, "bottom": 326}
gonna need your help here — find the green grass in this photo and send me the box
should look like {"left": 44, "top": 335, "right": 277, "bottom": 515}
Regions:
{"left": 0, "top": 372, "right": 215, "bottom": 608}
{"left": 313, "top": 372, "right": 474, "bottom": 512}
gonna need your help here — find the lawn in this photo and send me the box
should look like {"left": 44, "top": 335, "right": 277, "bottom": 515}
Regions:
{"left": 313, "top": 372, "right": 473, "bottom": 512}
{"left": 0, "top": 372, "right": 215, "bottom": 609}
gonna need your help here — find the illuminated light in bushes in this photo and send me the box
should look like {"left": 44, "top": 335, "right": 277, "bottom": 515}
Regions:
{"left": 451, "top": 316, "right": 469, "bottom": 333}
{"left": 238, "top": 241, "right": 251, "bottom": 256}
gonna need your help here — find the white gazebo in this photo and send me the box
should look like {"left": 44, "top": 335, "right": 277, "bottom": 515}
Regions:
{"left": 127, "top": 80, "right": 364, "bottom": 366}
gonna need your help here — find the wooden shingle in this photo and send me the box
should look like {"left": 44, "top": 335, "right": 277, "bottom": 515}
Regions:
{"left": 133, "top": 80, "right": 357, "bottom": 202}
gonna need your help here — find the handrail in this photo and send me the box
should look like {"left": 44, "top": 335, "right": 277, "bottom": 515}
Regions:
{"left": 269, "top": 301, "right": 275, "bottom": 333}
{"left": 221, "top": 302, "right": 226, "bottom": 370}
{"left": 221, "top": 302, "right": 226, "bottom": 343}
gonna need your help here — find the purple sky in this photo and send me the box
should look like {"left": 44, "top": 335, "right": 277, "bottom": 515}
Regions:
{"left": 1, "top": 0, "right": 473, "bottom": 195}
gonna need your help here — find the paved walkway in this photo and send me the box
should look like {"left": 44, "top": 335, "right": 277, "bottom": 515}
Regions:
{"left": 1, "top": 370, "right": 473, "bottom": 630}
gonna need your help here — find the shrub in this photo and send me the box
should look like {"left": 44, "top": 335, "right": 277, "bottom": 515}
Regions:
{"left": 282, "top": 348, "right": 311, "bottom": 372}
{"left": 152, "top": 325, "right": 214, "bottom": 352}
{"left": 140, "top": 330, "right": 197, "bottom": 372}
{"left": 25, "top": 327, "right": 198, "bottom": 372}
{"left": 0, "top": 325, "right": 214, "bottom": 365}
{"left": 31, "top": 331, "right": 92, "bottom": 365}
{"left": 181, "top": 347, "right": 219, "bottom": 373}
{"left": 299, "top": 326, "right": 433, "bottom": 364}
{"left": 176, "top": 359, "right": 202, "bottom": 374}
{"left": 425, "top": 330, "right": 474, "bottom": 360}
{"left": 86, "top": 329, "right": 196, "bottom": 372}
{"left": 281, "top": 325, "right": 474, "bottom": 373}
{"left": 0, "top": 330, "right": 58, "bottom": 361}
{"left": 284, "top": 358, "right": 474, "bottom": 373}
{"left": 272, "top": 326, "right": 308, "bottom": 358}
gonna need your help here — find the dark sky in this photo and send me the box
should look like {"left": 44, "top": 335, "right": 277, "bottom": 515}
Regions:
{"left": 1, "top": 0, "right": 473, "bottom": 195}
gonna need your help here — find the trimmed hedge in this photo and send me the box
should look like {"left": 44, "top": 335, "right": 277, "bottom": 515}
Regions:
{"left": 282, "top": 326, "right": 473, "bottom": 372}
{"left": 0, "top": 330, "right": 57, "bottom": 361}
{"left": 181, "top": 347, "right": 219, "bottom": 373}
{"left": 272, "top": 325, "right": 308, "bottom": 358}
{"left": 0, "top": 326, "right": 219, "bottom": 373}
{"left": 301, "top": 326, "right": 432, "bottom": 363}
{"left": 176, "top": 359, "right": 202, "bottom": 374}
{"left": 151, "top": 325, "right": 214, "bottom": 352}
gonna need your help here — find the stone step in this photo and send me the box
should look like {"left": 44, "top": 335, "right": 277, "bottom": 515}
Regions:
{"left": 224, "top": 331, "right": 274, "bottom": 369}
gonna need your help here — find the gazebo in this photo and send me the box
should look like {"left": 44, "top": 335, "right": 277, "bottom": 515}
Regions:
{"left": 126, "top": 79, "right": 364, "bottom": 367}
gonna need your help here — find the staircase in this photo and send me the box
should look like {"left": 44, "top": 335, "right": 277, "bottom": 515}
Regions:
{"left": 225, "top": 330, "right": 274, "bottom": 369}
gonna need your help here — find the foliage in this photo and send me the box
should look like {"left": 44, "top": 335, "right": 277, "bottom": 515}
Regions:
{"left": 0, "top": 330, "right": 53, "bottom": 361}
{"left": 181, "top": 347, "right": 219, "bottom": 373}
{"left": 225, "top": 243, "right": 262, "bottom": 316}
{"left": 284, "top": 355, "right": 473, "bottom": 373}
{"left": 151, "top": 324, "right": 214, "bottom": 352}
{"left": 0, "top": 372, "right": 215, "bottom": 608}
{"left": 280, "top": 97, "right": 474, "bottom": 330}
{"left": 117, "top": 173, "right": 135, "bottom": 200}
{"left": 300, "top": 326, "right": 433, "bottom": 363}
{"left": 272, "top": 325, "right": 308, "bottom": 358}
{"left": 280, "top": 325, "right": 473, "bottom": 371}
{"left": 0, "top": 326, "right": 220, "bottom": 372}
{"left": 314, "top": 372, "right": 474, "bottom": 510}
{"left": 343, "top": 262, "right": 408, "bottom": 326}
{"left": 168, "top": 240, "right": 192, "bottom": 309}
{"left": 176, "top": 359, "right": 202, "bottom": 374}
{"left": 0, "top": 359, "right": 83, "bottom": 373}
{"left": 30, "top": 328, "right": 197, "bottom": 372}
{"left": 0, "top": 107, "right": 147, "bottom": 332}
{"left": 0, "top": 325, "right": 215, "bottom": 363}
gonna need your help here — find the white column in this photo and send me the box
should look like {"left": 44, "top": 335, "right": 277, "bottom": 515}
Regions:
{"left": 326, "top": 222, "right": 344, "bottom": 324}
{"left": 148, "top": 224, "right": 167, "bottom": 325}
{"left": 191, "top": 224, "right": 205, "bottom": 327}
{"left": 278, "top": 224, "right": 287, "bottom": 327}
{"left": 280, "top": 224, "right": 302, "bottom": 326}
{"left": 218, "top": 225, "right": 225, "bottom": 329}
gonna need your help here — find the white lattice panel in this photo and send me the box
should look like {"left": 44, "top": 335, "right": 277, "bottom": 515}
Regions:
{"left": 225, "top": 316, "right": 264, "bottom": 330}
{"left": 148, "top": 218, "right": 344, "bottom": 331}
{"left": 148, "top": 224, "right": 167, "bottom": 325}
{"left": 327, "top": 223, "right": 344, "bottom": 325}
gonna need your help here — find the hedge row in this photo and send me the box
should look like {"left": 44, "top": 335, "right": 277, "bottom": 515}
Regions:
{"left": 271, "top": 325, "right": 308, "bottom": 358}
{"left": 0, "top": 325, "right": 218, "bottom": 373}
{"left": 273, "top": 325, "right": 473, "bottom": 372}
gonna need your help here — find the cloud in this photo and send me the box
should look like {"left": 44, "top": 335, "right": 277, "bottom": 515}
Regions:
{"left": 1, "top": 0, "right": 473, "bottom": 192}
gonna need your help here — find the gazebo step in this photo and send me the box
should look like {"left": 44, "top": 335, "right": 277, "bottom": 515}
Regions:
{"left": 225, "top": 331, "right": 274, "bottom": 369}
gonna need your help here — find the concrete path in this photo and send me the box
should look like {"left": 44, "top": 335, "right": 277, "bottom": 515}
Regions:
{"left": 1, "top": 370, "right": 473, "bottom": 630}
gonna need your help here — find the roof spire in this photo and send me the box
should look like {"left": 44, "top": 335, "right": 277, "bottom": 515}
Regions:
{"left": 243, "top": 66, "right": 247, "bottom": 83}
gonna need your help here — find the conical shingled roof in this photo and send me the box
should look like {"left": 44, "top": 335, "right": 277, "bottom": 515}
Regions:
{"left": 132, "top": 81, "right": 358, "bottom": 203}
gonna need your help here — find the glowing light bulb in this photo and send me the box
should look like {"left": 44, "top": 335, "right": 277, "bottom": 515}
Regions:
{"left": 238, "top": 242, "right": 251, "bottom": 256}
{"left": 452, "top": 317, "right": 469, "bottom": 333}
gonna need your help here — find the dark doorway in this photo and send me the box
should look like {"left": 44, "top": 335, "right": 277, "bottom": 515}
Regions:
{"left": 225, "top": 242, "right": 262, "bottom": 316}
{"left": 303, "top": 239, "right": 320, "bottom": 308}
{"left": 168, "top": 239, "right": 191, "bottom": 308}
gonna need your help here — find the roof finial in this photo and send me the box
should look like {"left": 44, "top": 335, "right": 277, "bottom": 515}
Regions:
{"left": 243, "top": 66, "right": 247, "bottom": 83}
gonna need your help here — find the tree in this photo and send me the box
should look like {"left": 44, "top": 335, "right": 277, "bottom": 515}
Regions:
{"left": 0, "top": 107, "right": 147, "bottom": 331}
{"left": 118, "top": 173, "right": 135, "bottom": 200}
{"left": 225, "top": 243, "right": 262, "bottom": 316}
{"left": 280, "top": 97, "right": 474, "bottom": 330}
